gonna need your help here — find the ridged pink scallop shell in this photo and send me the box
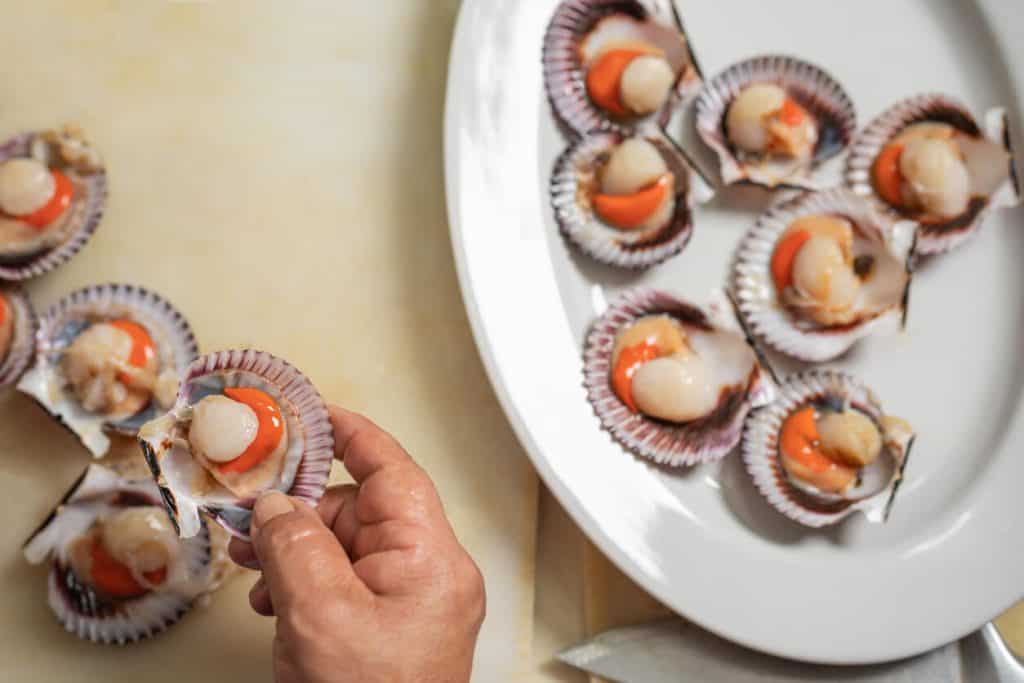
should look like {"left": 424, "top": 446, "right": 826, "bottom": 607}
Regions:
{"left": 0, "top": 285, "right": 36, "bottom": 386}
{"left": 23, "top": 463, "right": 212, "bottom": 645}
{"left": 543, "top": 0, "right": 702, "bottom": 137}
{"left": 551, "top": 131, "right": 701, "bottom": 268}
{"left": 17, "top": 283, "right": 199, "bottom": 455}
{"left": 694, "top": 55, "right": 857, "bottom": 189}
{"left": 732, "top": 188, "right": 915, "bottom": 362}
{"left": 583, "top": 288, "right": 772, "bottom": 466}
{"left": 0, "top": 132, "right": 107, "bottom": 281}
{"left": 844, "top": 93, "right": 1020, "bottom": 255}
{"left": 141, "top": 349, "right": 334, "bottom": 540}
{"left": 742, "top": 370, "right": 911, "bottom": 528}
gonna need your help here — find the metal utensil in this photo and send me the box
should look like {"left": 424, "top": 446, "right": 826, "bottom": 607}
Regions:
{"left": 559, "top": 618, "right": 1024, "bottom": 682}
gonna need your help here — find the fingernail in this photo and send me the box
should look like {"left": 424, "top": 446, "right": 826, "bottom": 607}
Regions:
{"left": 252, "top": 491, "right": 294, "bottom": 532}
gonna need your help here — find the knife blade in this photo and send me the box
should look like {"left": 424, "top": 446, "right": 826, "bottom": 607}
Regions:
{"left": 558, "top": 617, "right": 1024, "bottom": 683}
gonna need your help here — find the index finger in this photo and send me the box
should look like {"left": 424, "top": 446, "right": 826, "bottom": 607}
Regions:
{"left": 329, "top": 405, "right": 416, "bottom": 483}
{"left": 328, "top": 405, "right": 447, "bottom": 526}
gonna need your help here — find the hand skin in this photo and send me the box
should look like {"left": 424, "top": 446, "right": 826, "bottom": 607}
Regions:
{"left": 228, "top": 406, "right": 486, "bottom": 683}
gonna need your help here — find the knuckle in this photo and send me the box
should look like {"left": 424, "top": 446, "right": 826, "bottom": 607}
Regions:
{"left": 436, "top": 550, "right": 485, "bottom": 621}
{"left": 260, "top": 513, "right": 308, "bottom": 552}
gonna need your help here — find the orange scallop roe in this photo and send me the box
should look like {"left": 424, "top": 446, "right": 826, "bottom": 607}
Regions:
{"left": 593, "top": 174, "right": 670, "bottom": 230}
{"left": 88, "top": 538, "right": 166, "bottom": 599}
{"left": 18, "top": 169, "right": 73, "bottom": 229}
{"left": 770, "top": 229, "right": 812, "bottom": 292}
{"left": 779, "top": 408, "right": 858, "bottom": 495}
{"left": 872, "top": 142, "right": 905, "bottom": 207}
{"left": 585, "top": 48, "right": 647, "bottom": 116}
{"left": 0, "top": 294, "right": 7, "bottom": 327}
{"left": 779, "top": 407, "right": 838, "bottom": 473}
{"left": 611, "top": 340, "right": 661, "bottom": 413}
{"left": 778, "top": 98, "right": 807, "bottom": 127}
{"left": 217, "top": 387, "right": 285, "bottom": 474}
{"left": 108, "top": 319, "right": 156, "bottom": 387}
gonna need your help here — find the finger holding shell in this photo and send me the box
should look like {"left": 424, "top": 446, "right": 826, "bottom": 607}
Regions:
{"left": 138, "top": 349, "right": 334, "bottom": 541}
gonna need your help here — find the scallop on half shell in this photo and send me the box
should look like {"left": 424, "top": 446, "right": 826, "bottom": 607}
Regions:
{"left": 544, "top": 0, "right": 702, "bottom": 137}
{"left": 16, "top": 283, "right": 198, "bottom": 458}
{"left": 138, "top": 349, "right": 334, "bottom": 540}
{"left": 695, "top": 55, "right": 857, "bottom": 189}
{"left": 742, "top": 370, "right": 914, "bottom": 528}
{"left": 551, "top": 132, "right": 711, "bottom": 268}
{"left": 0, "top": 284, "right": 37, "bottom": 387}
{"left": 583, "top": 288, "right": 774, "bottom": 466}
{"left": 732, "top": 188, "right": 915, "bottom": 363}
{"left": 23, "top": 463, "right": 214, "bottom": 644}
{"left": 0, "top": 125, "right": 107, "bottom": 281}
{"left": 845, "top": 93, "right": 1020, "bottom": 255}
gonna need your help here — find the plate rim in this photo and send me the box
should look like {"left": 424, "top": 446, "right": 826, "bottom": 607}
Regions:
{"left": 444, "top": 0, "right": 1024, "bottom": 664}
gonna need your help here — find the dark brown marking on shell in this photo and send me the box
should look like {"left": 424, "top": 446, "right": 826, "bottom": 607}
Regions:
{"left": 139, "top": 438, "right": 183, "bottom": 536}
{"left": 1004, "top": 113, "right": 1021, "bottom": 199}
{"left": 617, "top": 201, "right": 691, "bottom": 251}
{"left": 912, "top": 196, "right": 987, "bottom": 236}
{"left": 853, "top": 254, "right": 875, "bottom": 278}
{"left": 725, "top": 289, "right": 780, "bottom": 386}
{"left": 57, "top": 563, "right": 124, "bottom": 619}
{"left": 883, "top": 434, "right": 914, "bottom": 521}
{"left": 786, "top": 308, "right": 883, "bottom": 336}
{"left": 21, "top": 466, "right": 91, "bottom": 549}
{"left": 111, "top": 491, "right": 161, "bottom": 508}
{"left": 633, "top": 377, "right": 753, "bottom": 455}
{"left": 647, "top": 293, "right": 714, "bottom": 332}
{"left": 908, "top": 103, "right": 981, "bottom": 137}
{"left": 578, "top": 1, "right": 648, "bottom": 34}
{"left": 666, "top": 0, "right": 703, "bottom": 81}
{"left": 900, "top": 229, "right": 917, "bottom": 330}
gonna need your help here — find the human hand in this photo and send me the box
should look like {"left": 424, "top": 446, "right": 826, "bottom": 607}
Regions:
{"left": 228, "top": 406, "right": 486, "bottom": 683}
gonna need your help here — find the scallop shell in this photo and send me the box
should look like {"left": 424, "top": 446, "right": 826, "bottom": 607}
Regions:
{"left": 551, "top": 131, "right": 710, "bottom": 268}
{"left": 742, "top": 370, "right": 913, "bottom": 527}
{"left": 694, "top": 55, "right": 857, "bottom": 189}
{"left": 17, "top": 283, "right": 198, "bottom": 457}
{"left": 543, "top": 0, "right": 702, "bottom": 137}
{"left": 138, "top": 349, "right": 334, "bottom": 541}
{"left": 0, "top": 284, "right": 37, "bottom": 387}
{"left": 732, "top": 188, "right": 915, "bottom": 362}
{"left": 583, "top": 288, "right": 773, "bottom": 466}
{"left": 0, "top": 132, "right": 107, "bottom": 281}
{"left": 23, "top": 463, "right": 213, "bottom": 644}
{"left": 845, "top": 93, "right": 1020, "bottom": 254}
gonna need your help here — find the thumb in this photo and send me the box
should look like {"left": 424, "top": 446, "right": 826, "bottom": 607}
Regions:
{"left": 250, "top": 491, "right": 367, "bottom": 614}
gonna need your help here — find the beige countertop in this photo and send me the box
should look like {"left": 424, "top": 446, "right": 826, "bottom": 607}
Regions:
{"left": 0, "top": 2, "right": 535, "bottom": 681}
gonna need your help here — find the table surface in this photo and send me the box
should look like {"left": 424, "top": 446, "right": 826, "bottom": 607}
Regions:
{"left": 0, "top": 2, "right": 536, "bottom": 681}
{"left": 0, "top": 3, "right": 1019, "bottom": 682}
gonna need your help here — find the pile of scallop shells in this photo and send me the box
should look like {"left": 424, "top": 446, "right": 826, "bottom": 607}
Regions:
{"left": 543, "top": 0, "right": 1018, "bottom": 528}
{"left": 1, "top": 125, "right": 334, "bottom": 645}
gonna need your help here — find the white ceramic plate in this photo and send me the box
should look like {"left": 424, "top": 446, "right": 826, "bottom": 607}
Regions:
{"left": 445, "top": 0, "right": 1024, "bottom": 665}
